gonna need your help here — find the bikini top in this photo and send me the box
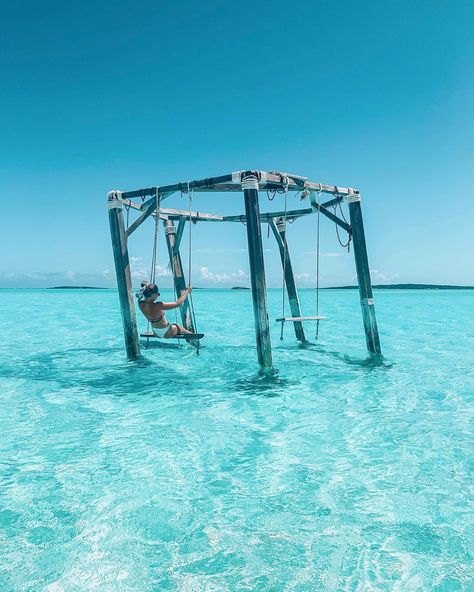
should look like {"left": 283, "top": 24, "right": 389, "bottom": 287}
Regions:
{"left": 149, "top": 312, "right": 164, "bottom": 324}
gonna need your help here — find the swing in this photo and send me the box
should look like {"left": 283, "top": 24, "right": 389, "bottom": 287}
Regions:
{"left": 140, "top": 331, "right": 205, "bottom": 340}
{"left": 139, "top": 187, "right": 204, "bottom": 345}
{"left": 275, "top": 186, "right": 326, "bottom": 339}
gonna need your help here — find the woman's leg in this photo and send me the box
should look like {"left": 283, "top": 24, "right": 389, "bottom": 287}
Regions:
{"left": 165, "top": 323, "right": 192, "bottom": 338}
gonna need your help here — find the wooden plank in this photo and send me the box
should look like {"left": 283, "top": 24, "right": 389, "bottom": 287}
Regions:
{"left": 155, "top": 205, "right": 347, "bottom": 232}
{"left": 157, "top": 207, "right": 314, "bottom": 224}
{"left": 243, "top": 178, "right": 273, "bottom": 369}
{"left": 348, "top": 200, "right": 381, "bottom": 354}
{"left": 157, "top": 208, "right": 224, "bottom": 222}
{"left": 141, "top": 331, "right": 204, "bottom": 340}
{"left": 107, "top": 193, "right": 140, "bottom": 359}
{"left": 276, "top": 316, "right": 326, "bottom": 322}
{"left": 270, "top": 219, "right": 306, "bottom": 342}
{"left": 223, "top": 207, "right": 313, "bottom": 223}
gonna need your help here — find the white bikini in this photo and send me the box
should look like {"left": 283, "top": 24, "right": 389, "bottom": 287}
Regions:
{"left": 149, "top": 311, "right": 173, "bottom": 338}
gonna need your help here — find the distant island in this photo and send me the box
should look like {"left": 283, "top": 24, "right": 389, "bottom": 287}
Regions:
{"left": 232, "top": 286, "right": 250, "bottom": 290}
{"left": 324, "top": 284, "right": 474, "bottom": 290}
{"left": 49, "top": 286, "right": 109, "bottom": 290}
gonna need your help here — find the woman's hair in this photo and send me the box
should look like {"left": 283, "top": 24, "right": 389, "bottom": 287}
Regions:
{"left": 136, "top": 280, "right": 159, "bottom": 301}
{"left": 143, "top": 283, "right": 159, "bottom": 297}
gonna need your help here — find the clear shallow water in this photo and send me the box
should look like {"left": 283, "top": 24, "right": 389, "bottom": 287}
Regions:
{"left": 0, "top": 288, "right": 473, "bottom": 591}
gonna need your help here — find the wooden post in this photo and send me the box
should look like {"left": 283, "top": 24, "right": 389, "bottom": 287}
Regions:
{"left": 242, "top": 174, "right": 273, "bottom": 368}
{"left": 270, "top": 218, "right": 306, "bottom": 342}
{"left": 163, "top": 219, "right": 195, "bottom": 332}
{"left": 348, "top": 196, "right": 381, "bottom": 354}
{"left": 107, "top": 191, "right": 140, "bottom": 359}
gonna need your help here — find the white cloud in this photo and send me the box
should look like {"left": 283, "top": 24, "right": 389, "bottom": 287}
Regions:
{"left": 196, "top": 248, "right": 246, "bottom": 254}
{"left": 200, "top": 267, "right": 247, "bottom": 284}
{"left": 369, "top": 269, "right": 399, "bottom": 283}
{"left": 0, "top": 270, "right": 114, "bottom": 288}
{"left": 102, "top": 268, "right": 114, "bottom": 279}
{"left": 155, "top": 265, "right": 171, "bottom": 277}
{"left": 295, "top": 272, "right": 311, "bottom": 281}
{"left": 301, "top": 251, "right": 343, "bottom": 257}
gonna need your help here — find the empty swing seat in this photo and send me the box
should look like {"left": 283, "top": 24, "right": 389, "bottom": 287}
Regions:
{"left": 140, "top": 331, "right": 204, "bottom": 340}
{"left": 275, "top": 316, "right": 326, "bottom": 322}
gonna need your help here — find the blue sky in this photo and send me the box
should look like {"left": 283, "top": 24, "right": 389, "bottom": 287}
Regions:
{"left": 1, "top": 0, "right": 473, "bottom": 288}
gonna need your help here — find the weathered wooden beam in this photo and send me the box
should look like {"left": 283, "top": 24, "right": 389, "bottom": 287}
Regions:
{"left": 126, "top": 191, "right": 175, "bottom": 237}
{"left": 243, "top": 175, "right": 273, "bottom": 369}
{"left": 270, "top": 218, "right": 306, "bottom": 342}
{"left": 119, "top": 171, "right": 360, "bottom": 201}
{"left": 122, "top": 199, "right": 142, "bottom": 211}
{"left": 155, "top": 207, "right": 313, "bottom": 223}
{"left": 174, "top": 218, "right": 186, "bottom": 255}
{"left": 162, "top": 219, "right": 195, "bottom": 332}
{"left": 321, "top": 195, "right": 344, "bottom": 209}
{"left": 156, "top": 205, "right": 349, "bottom": 236}
{"left": 310, "top": 193, "right": 351, "bottom": 233}
{"left": 155, "top": 202, "right": 348, "bottom": 231}
{"left": 348, "top": 197, "right": 381, "bottom": 354}
{"left": 121, "top": 174, "right": 233, "bottom": 199}
{"left": 223, "top": 208, "right": 313, "bottom": 223}
{"left": 157, "top": 208, "right": 224, "bottom": 222}
{"left": 107, "top": 191, "right": 140, "bottom": 359}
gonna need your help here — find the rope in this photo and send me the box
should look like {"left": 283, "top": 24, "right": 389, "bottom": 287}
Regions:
{"left": 315, "top": 189, "right": 321, "bottom": 340}
{"left": 333, "top": 203, "right": 352, "bottom": 250}
{"left": 280, "top": 177, "right": 289, "bottom": 340}
{"left": 125, "top": 203, "right": 130, "bottom": 229}
{"left": 150, "top": 190, "right": 160, "bottom": 284}
{"left": 145, "top": 188, "right": 161, "bottom": 336}
{"left": 187, "top": 183, "right": 199, "bottom": 354}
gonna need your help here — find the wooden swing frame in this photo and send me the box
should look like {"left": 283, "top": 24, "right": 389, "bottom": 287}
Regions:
{"left": 107, "top": 170, "right": 381, "bottom": 368}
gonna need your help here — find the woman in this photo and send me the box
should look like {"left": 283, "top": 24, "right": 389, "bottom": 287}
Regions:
{"left": 137, "top": 281, "right": 193, "bottom": 338}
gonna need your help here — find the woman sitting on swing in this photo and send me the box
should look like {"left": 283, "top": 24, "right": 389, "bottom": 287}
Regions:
{"left": 137, "top": 281, "right": 193, "bottom": 338}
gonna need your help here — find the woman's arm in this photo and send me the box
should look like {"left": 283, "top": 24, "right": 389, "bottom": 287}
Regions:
{"left": 161, "top": 286, "right": 192, "bottom": 310}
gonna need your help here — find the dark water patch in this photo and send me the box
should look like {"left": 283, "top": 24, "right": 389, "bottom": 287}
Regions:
{"left": 2, "top": 347, "right": 202, "bottom": 399}
{"left": 233, "top": 370, "right": 298, "bottom": 398}
{"left": 306, "top": 343, "right": 394, "bottom": 370}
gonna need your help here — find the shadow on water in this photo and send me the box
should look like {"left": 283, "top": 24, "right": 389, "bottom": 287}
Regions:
{"left": 140, "top": 339, "right": 182, "bottom": 351}
{"left": 233, "top": 367, "right": 297, "bottom": 398}
{"left": 5, "top": 347, "right": 196, "bottom": 398}
{"left": 295, "top": 341, "right": 395, "bottom": 371}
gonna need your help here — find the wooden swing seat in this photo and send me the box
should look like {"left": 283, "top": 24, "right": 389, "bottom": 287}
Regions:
{"left": 275, "top": 316, "right": 326, "bottom": 323}
{"left": 140, "top": 331, "right": 204, "bottom": 340}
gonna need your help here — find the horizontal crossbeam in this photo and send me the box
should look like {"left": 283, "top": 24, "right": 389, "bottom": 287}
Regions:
{"left": 154, "top": 204, "right": 349, "bottom": 232}
{"left": 125, "top": 196, "right": 350, "bottom": 237}
{"left": 275, "top": 316, "right": 326, "bottom": 322}
{"left": 119, "top": 170, "right": 359, "bottom": 201}
{"left": 125, "top": 191, "right": 175, "bottom": 237}
{"left": 140, "top": 331, "right": 204, "bottom": 340}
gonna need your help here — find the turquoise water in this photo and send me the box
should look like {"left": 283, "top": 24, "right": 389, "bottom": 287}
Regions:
{"left": 1, "top": 288, "right": 473, "bottom": 591}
